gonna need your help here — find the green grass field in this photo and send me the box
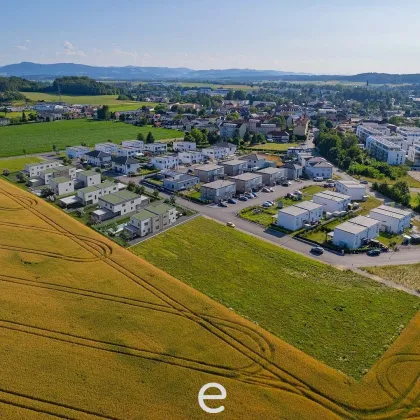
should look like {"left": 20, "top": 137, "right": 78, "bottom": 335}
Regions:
{"left": 0, "top": 156, "right": 44, "bottom": 172}
{"left": 363, "top": 263, "right": 420, "bottom": 291}
{"left": 249, "top": 143, "right": 300, "bottom": 151}
{"left": 0, "top": 119, "right": 183, "bottom": 157}
{"left": 131, "top": 216, "right": 420, "bottom": 379}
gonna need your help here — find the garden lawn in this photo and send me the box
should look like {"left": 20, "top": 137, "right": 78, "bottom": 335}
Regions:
{"left": 249, "top": 143, "right": 300, "bottom": 151}
{"left": 0, "top": 156, "right": 44, "bottom": 172}
{"left": 354, "top": 174, "right": 420, "bottom": 189}
{"left": 0, "top": 119, "right": 183, "bottom": 157}
{"left": 131, "top": 216, "right": 420, "bottom": 379}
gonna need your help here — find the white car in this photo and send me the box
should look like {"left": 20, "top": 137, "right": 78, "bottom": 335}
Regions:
{"left": 262, "top": 201, "right": 273, "bottom": 207}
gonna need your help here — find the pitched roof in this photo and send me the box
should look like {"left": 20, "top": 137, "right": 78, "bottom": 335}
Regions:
{"left": 84, "top": 150, "right": 111, "bottom": 158}
{"left": 112, "top": 156, "right": 139, "bottom": 165}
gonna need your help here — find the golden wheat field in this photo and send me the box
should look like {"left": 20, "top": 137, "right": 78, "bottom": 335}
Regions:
{"left": 0, "top": 179, "right": 419, "bottom": 419}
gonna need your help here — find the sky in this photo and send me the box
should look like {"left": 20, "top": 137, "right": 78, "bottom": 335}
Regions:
{"left": 1, "top": 0, "right": 420, "bottom": 74}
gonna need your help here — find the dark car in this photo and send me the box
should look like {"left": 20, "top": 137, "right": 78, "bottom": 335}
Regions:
{"left": 360, "top": 179, "right": 368, "bottom": 184}
{"left": 238, "top": 196, "right": 248, "bottom": 201}
{"left": 228, "top": 198, "right": 237, "bottom": 204}
{"left": 367, "top": 248, "right": 381, "bottom": 256}
{"left": 310, "top": 246, "right": 324, "bottom": 255}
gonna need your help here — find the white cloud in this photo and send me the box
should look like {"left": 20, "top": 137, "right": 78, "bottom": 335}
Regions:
{"left": 113, "top": 48, "right": 138, "bottom": 58}
{"left": 59, "top": 40, "right": 86, "bottom": 57}
{"left": 16, "top": 45, "right": 28, "bottom": 51}
{"left": 25, "top": 39, "right": 31, "bottom": 43}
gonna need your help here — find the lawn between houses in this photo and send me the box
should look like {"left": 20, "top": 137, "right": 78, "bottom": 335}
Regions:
{"left": 131, "top": 216, "right": 420, "bottom": 380}
{"left": 239, "top": 185, "right": 326, "bottom": 227}
{"left": 0, "top": 119, "right": 183, "bottom": 157}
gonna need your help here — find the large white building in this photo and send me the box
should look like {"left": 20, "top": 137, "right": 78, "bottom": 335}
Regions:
{"left": 356, "top": 123, "right": 390, "bottom": 143}
{"left": 151, "top": 155, "right": 179, "bottom": 170}
{"left": 333, "top": 216, "right": 380, "bottom": 249}
{"left": 365, "top": 136, "right": 406, "bottom": 165}
{"left": 313, "top": 191, "right": 351, "bottom": 213}
{"left": 408, "top": 144, "right": 420, "bottom": 168}
{"left": 24, "top": 160, "right": 61, "bottom": 178}
{"left": 369, "top": 205, "right": 412, "bottom": 234}
{"left": 335, "top": 180, "right": 367, "bottom": 201}
{"left": 397, "top": 126, "right": 420, "bottom": 148}
{"left": 277, "top": 201, "right": 323, "bottom": 231}
{"left": 172, "top": 141, "right": 197, "bottom": 152}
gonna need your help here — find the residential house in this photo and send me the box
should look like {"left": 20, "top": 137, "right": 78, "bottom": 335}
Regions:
{"left": 277, "top": 201, "right": 323, "bottom": 231}
{"left": 220, "top": 159, "right": 248, "bottom": 176}
{"left": 267, "top": 130, "right": 290, "bottom": 143}
{"left": 49, "top": 177, "right": 74, "bottom": 196}
{"left": 121, "top": 140, "right": 144, "bottom": 151}
{"left": 24, "top": 160, "right": 61, "bottom": 178}
{"left": 76, "top": 169, "right": 101, "bottom": 187}
{"left": 200, "top": 180, "right": 236, "bottom": 202}
{"left": 162, "top": 172, "right": 200, "bottom": 192}
{"left": 219, "top": 122, "right": 247, "bottom": 139}
{"left": 178, "top": 151, "right": 204, "bottom": 165}
{"left": 304, "top": 157, "right": 333, "bottom": 179}
{"left": 214, "top": 142, "right": 237, "bottom": 155}
{"left": 333, "top": 216, "right": 380, "bottom": 249}
{"left": 151, "top": 155, "right": 179, "bottom": 170}
{"left": 111, "top": 156, "right": 141, "bottom": 175}
{"left": 408, "top": 144, "right": 420, "bottom": 168}
{"left": 202, "top": 146, "right": 229, "bottom": 161}
{"left": 0, "top": 118, "right": 10, "bottom": 126}
{"left": 240, "top": 154, "right": 269, "bottom": 171}
{"left": 116, "top": 146, "right": 141, "bottom": 158}
{"left": 95, "top": 142, "right": 119, "bottom": 155}
{"left": 397, "top": 126, "right": 420, "bottom": 148}
{"left": 144, "top": 142, "right": 167, "bottom": 155}
{"left": 313, "top": 191, "right": 351, "bottom": 213}
{"left": 172, "top": 141, "right": 197, "bottom": 152}
{"left": 293, "top": 116, "right": 310, "bottom": 137}
{"left": 93, "top": 190, "right": 149, "bottom": 221}
{"left": 230, "top": 173, "right": 263, "bottom": 193}
{"left": 76, "top": 181, "right": 119, "bottom": 205}
{"left": 256, "top": 167, "right": 287, "bottom": 185}
{"left": 335, "top": 180, "right": 367, "bottom": 201}
{"left": 125, "top": 204, "right": 177, "bottom": 238}
{"left": 283, "top": 162, "right": 303, "bottom": 179}
{"left": 66, "top": 146, "right": 90, "bottom": 159}
{"left": 194, "top": 164, "right": 224, "bottom": 182}
{"left": 83, "top": 150, "right": 112, "bottom": 167}
{"left": 369, "top": 205, "right": 412, "bottom": 234}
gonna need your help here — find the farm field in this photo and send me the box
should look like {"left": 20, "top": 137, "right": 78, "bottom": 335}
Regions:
{"left": 131, "top": 216, "right": 419, "bottom": 380}
{"left": 363, "top": 263, "right": 420, "bottom": 291}
{"left": 0, "top": 119, "right": 183, "bottom": 157}
{"left": 0, "top": 156, "right": 44, "bottom": 172}
{"left": 0, "top": 181, "right": 419, "bottom": 418}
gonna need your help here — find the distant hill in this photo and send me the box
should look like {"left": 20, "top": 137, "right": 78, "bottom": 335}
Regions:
{"left": 1, "top": 62, "right": 420, "bottom": 84}
{"left": 0, "top": 62, "right": 309, "bottom": 81}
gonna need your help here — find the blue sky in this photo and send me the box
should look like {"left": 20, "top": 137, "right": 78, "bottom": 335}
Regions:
{"left": 1, "top": 0, "right": 419, "bottom": 74}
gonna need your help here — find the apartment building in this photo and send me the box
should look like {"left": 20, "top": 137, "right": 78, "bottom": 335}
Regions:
{"left": 365, "top": 135, "right": 406, "bottom": 165}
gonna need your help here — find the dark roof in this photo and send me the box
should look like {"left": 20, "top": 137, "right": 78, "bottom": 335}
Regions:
{"left": 84, "top": 150, "right": 111, "bottom": 158}
{"left": 268, "top": 130, "right": 290, "bottom": 136}
{"left": 112, "top": 156, "right": 139, "bottom": 165}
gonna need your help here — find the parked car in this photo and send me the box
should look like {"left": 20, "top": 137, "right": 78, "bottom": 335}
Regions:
{"left": 282, "top": 181, "right": 291, "bottom": 186}
{"left": 253, "top": 192, "right": 259, "bottom": 197}
{"left": 238, "top": 196, "right": 248, "bottom": 201}
{"left": 218, "top": 202, "right": 228, "bottom": 207}
{"left": 228, "top": 198, "right": 237, "bottom": 204}
{"left": 267, "top": 200, "right": 275, "bottom": 206}
{"left": 262, "top": 201, "right": 273, "bottom": 207}
{"left": 262, "top": 187, "right": 270, "bottom": 193}
{"left": 310, "top": 246, "right": 324, "bottom": 255}
{"left": 269, "top": 187, "right": 274, "bottom": 192}
{"left": 313, "top": 177, "right": 324, "bottom": 182}
{"left": 360, "top": 179, "right": 368, "bottom": 184}
{"left": 367, "top": 248, "right": 381, "bottom": 256}
{"left": 226, "top": 222, "right": 235, "bottom": 228}
{"left": 244, "top": 193, "right": 254, "bottom": 199}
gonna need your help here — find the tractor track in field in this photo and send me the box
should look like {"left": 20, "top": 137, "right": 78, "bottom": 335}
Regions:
{"left": 1, "top": 184, "right": 419, "bottom": 419}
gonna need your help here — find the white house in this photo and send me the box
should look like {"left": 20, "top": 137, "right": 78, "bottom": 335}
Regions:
{"left": 151, "top": 155, "right": 179, "bottom": 170}
{"left": 200, "top": 180, "right": 236, "bottom": 202}
{"left": 121, "top": 140, "right": 144, "bottom": 151}
{"left": 178, "top": 151, "right": 204, "bottom": 165}
{"left": 277, "top": 205, "right": 314, "bottom": 232}
{"left": 215, "top": 142, "right": 237, "bottom": 155}
{"left": 116, "top": 146, "right": 141, "bottom": 158}
{"left": 365, "top": 136, "right": 406, "bottom": 165}
{"left": 172, "top": 141, "right": 197, "bottom": 152}
{"left": 125, "top": 204, "right": 177, "bottom": 238}
{"left": 240, "top": 154, "right": 268, "bottom": 171}
{"left": 76, "top": 181, "right": 119, "bottom": 205}
{"left": 95, "top": 142, "right": 119, "bottom": 155}
{"left": 49, "top": 177, "right": 74, "bottom": 196}
{"left": 202, "top": 146, "right": 229, "bottom": 161}
{"left": 313, "top": 191, "right": 351, "bottom": 213}
{"left": 83, "top": 150, "right": 112, "bottom": 167}
{"left": 76, "top": 169, "right": 101, "bottom": 187}
{"left": 144, "top": 142, "right": 167, "bottom": 155}
{"left": 304, "top": 157, "right": 333, "bottom": 180}
{"left": 162, "top": 172, "right": 199, "bottom": 192}
{"left": 24, "top": 160, "right": 61, "bottom": 178}
{"left": 369, "top": 205, "right": 412, "bottom": 234}
{"left": 66, "top": 146, "right": 91, "bottom": 159}
{"left": 93, "top": 190, "right": 150, "bottom": 221}
{"left": 294, "top": 201, "right": 324, "bottom": 222}
{"left": 335, "top": 180, "right": 367, "bottom": 201}
{"left": 333, "top": 216, "right": 380, "bottom": 249}
{"left": 408, "top": 144, "right": 420, "bottom": 168}
{"left": 111, "top": 157, "right": 141, "bottom": 175}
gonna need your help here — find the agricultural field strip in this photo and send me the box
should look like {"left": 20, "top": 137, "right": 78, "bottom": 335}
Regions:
{"left": 0, "top": 182, "right": 419, "bottom": 419}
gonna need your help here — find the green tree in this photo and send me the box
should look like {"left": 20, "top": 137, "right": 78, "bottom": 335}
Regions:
{"left": 137, "top": 132, "right": 145, "bottom": 141}
{"left": 97, "top": 105, "right": 110, "bottom": 120}
{"left": 146, "top": 132, "right": 155, "bottom": 144}
{"left": 21, "top": 111, "right": 27, "bottom": 122}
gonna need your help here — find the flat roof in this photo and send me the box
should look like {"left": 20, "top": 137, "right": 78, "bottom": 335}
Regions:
{"left": 231, "top": 172, "right": 263, "bottom": 181}
{"left": 295, "top": 201, "right": 323, "bottom": 211}
{"left": 314, "top": 191, "right": 351, "bottom": 202}
{"left": 78, "top": 185, "right": 100, "bottom": 194}
{"left": 336, "top": 180, "right": 363, "bottom": 187}
{"left": 256, "top": 167, "right": 284, "bottom": 175}
{"left": 350, "top": 215, "right": 380, "bottom": 228}
{"left": 279, "top": 205, "right": 308, "bottom": 216}
{"left": 195, "top": 164, "right": 223, "bottom": 171}
{"left": 147, "top": 203, "right": 174, "bottom": 215}
{"left": 334, "top": 221, "right": 367, "bottom": 235}
{"left": 51, "top": 176, "right": 72, "bottom": 184}
{"left": 202, "top": 180, "right": 235, "bottom": 189}
{"left": 131, "top": 209, "right": 156, "bottom": 222}
{"left": 221, "top": 159, "right": 247, "bottom": 166}
{"left": 78, "top": 169, "right": 98, "bottom": 177}
{"left": 370, "top": 206, "right": 411, "bottom": 220}
{"left": 374, "top": 205, "right": 412, "bottom": 217}
{"left": 100, "top": 190, "right": 140, "bottom": 205}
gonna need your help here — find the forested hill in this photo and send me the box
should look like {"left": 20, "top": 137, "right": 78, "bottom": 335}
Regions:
{"left": 0, "top": 76, "right": 46, "bottom": 92}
